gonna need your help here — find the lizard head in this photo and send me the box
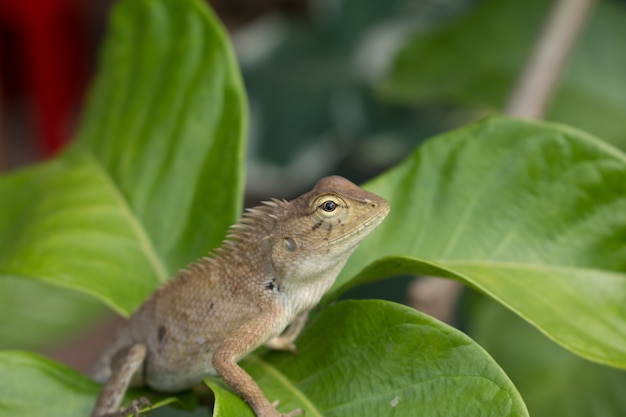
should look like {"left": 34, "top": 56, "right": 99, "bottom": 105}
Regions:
{"left": 215, "top": 176, "right": 389, "bottom": 312}
{"left": 266, "top": 175, "right": 390, "bottom": 285}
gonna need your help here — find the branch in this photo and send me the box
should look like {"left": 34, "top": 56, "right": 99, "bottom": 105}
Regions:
{"left": 505, "top": 0, "right": 597, "bottom": 118}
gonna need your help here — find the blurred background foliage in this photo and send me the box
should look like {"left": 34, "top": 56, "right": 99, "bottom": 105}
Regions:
{"left": 2, "top": 0, "right": 625, "bottom": 416}
{"left": 233, "top": 0, "right": 626, "bottom": 198}
{"left": 235, "top": 0, "right": 476, "bottom": 196}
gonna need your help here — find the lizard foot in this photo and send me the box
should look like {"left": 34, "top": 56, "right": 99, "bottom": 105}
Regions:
{"left": 111, "top": 397, "right": 152, "bottom": 417}
{"left": 264, "top": 338, "right": 298, "bottom": 354}
{"left": 271, "top": 400, "right": 304, "bottom": 417}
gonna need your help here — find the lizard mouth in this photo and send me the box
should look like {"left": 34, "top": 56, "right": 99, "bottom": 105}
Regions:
{"left": 322, "top": 205, "right": 390, "bottom": 248}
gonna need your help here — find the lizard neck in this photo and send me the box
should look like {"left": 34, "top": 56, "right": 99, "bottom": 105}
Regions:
{"left": 202, "top": 240, "right": 272, "bottom": 287}
{"left": 277, "top": 255, "right": 350, "bottom": 318}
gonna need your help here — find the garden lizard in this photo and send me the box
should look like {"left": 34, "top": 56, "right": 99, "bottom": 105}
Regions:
{"left": 90, "top": 175, "right": 390, "bottom": 417}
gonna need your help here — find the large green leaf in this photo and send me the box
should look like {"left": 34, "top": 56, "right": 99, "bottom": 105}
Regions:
{"left": 379, "top": 0, "right": 626, "bottom": 150}
{"left": 212, "top": 300, "right": 527, "bottom": 416}
{"left": 0, "top": 0, "right": 247, "bottom": 335}
{"left": 329, "top": 117, "right": 626, "bottom": 368}
{"left": 466, "top": 293, "right": 626, "bottom": 417}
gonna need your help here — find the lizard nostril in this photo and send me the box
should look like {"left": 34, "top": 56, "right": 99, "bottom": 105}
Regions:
{"left": 363, "top": 198, "right": 376, "bottom": 208}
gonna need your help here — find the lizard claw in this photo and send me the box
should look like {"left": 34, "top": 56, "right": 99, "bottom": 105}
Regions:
{"left": 117, "top": 397, "right": 151, "bottom": 417}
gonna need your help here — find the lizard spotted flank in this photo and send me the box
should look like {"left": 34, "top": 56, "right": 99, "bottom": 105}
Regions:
{"left": 90, "top": 175, "right": 390, "bottom": 417}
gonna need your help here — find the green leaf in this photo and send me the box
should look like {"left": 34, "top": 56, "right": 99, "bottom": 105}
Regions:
{"left": 330, "top": 117, "right": 626, "bottom": 368}
{"left": 0, "top": 351, "right": 99, "bottom": 417}
{"left": 207, "top": 380, "right": 255, "bottom": 417}
{"left": 211, "top": 300, "right": 527, "bottom": 417}
{"left": 0, "top": 351, "right": 188, "bottom": 417}
{"left": 380, "top": 0, "right": 626, "bottom": 150}
{"left": 466, "top": 293, "right": 626, "bottom": 417}
{"left": 0, "top": 0, "right": 247, "bottom": 329}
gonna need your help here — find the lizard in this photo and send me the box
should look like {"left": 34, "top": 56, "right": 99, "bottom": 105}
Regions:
{"left": 89, "top": 175, "right": 390, "bottom": 417}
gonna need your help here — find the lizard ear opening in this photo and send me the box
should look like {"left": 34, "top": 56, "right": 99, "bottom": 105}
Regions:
{"left": 283, "top": 237, "right": 297, "bottom": 252}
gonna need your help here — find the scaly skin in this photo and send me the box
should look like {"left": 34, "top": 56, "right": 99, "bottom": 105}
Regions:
{"left": 90, "top": 176, "right": 390, "bottom": 417}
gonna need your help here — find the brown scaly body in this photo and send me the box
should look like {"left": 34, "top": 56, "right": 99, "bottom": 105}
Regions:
{"left": 90, "top": 176, "right": 390, "bottom": 417}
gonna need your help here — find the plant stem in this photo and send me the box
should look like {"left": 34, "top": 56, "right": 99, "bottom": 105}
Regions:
{"left": 505, "top": 0, "right": 597, "bottom": 118}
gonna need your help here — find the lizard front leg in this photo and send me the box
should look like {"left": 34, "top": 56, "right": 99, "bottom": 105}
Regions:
{"left": 212, "top": 316, "right": 304, "bottom": 417}
{"left": 91, "top": 343, "right": 151, "bottom": 417}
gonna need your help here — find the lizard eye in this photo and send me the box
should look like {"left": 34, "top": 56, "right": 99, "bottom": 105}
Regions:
{"left": 320, "top": 200, "right": 337, "bottom": 212}
{"left": 313, "top": 195, "right": 346, "bottom": 219}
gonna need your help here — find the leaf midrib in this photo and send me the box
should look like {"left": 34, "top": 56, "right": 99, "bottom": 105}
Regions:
{"left": 442, "top": 259, "right": 626, "bottom": 277}
{"left": 81, "top": 150, "right": 168, "bottom": 285}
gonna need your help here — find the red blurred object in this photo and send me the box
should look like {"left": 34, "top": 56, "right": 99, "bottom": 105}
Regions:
{"left": 0, "top": 0, "right": 87, "bottom": 158}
